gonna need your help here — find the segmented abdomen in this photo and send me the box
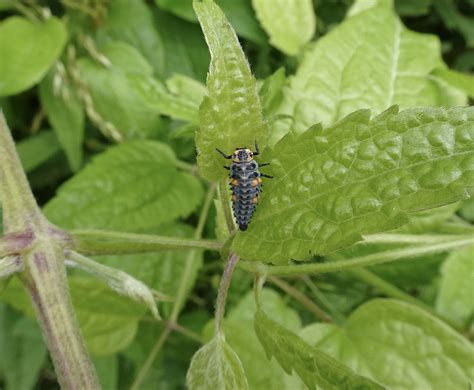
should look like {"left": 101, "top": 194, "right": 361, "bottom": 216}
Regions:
{"left": 229, "top": 161, "right": 261, "bottom": 231}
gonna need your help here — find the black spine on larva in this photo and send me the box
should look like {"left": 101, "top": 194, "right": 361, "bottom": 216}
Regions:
{"left": 230, "top": 160, "right": 261, "bottom": 231}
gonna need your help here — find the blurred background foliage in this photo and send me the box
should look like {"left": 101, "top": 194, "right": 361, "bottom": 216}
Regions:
{"left": 0, "top": 0, "right": 473, "bottom": 389}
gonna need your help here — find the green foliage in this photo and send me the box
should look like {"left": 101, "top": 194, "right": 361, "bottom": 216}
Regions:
{"left": 0, "top": 277, "right": 145, "bottom": 355}
{"left": 0, "top": 0, "right": 473, "bottom": 388}
{"left": 44, "top": 140, "right": 203, "bottom": 231}
{"left": 272, "top": 1, "right": 466, "bottom": 142}
{"left": 234, "top": 106, "right": 474, "bottom": 263}
{"left": 293, "top": 299, "right": 474, "bottom": 389}
{"left": 186, "top": 334, "right": 248, "bottom": 390}
{"left": 254, "top": 308, "right": 384, "bottom": 389}
{"left": 0, "top": 17, "right": 67, "bottom": 96}
{"left": 16, "top": 130, "right": 61, "bottom": 172}
{"left": 99, "top": 0, "right": 165, "bottom": 76}
{"left": 193, "top": 0, "right": 269, "bottom": 181}
{"left": 436, "top": 246, "right": 474, "bottom": 326}
{"left": 0, "top": 304, "right": 47, "bottom": 390}
{"left": 252, "top": 0, "right": 315, "bottom": 55}
{"left": 39, "top": 71, "right": 84, "bottom": 171}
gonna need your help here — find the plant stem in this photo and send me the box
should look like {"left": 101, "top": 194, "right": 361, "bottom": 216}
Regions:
{"left": 131, "top": 183, "right": 216, "bottom": 390}
{"left": 268, "top": 276, "right": 332, "bottom": 322}
{"left": 214, "top": 252, "right": 240, "bottom": 335}
{"left": 0, "top": 229, "right": 35, "bottom": 258}
{"left": 0, "top": 255, "right": 22, "bottom": 278}
{"left": 350, "top": 268, "right": 463, "bottom": 331}
{"left": 71, "top": 229, "right": 222, "bottom": 255}
{"left": 0, "top": 112, "right": 99, "bottom": 389}
{"left": 238, "top": 237, "right": 474, "bottom": 276}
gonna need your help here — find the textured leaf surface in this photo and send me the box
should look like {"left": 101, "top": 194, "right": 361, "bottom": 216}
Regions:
{"left": 39, "top": 71, "right": 84, "bottom": 171}
{"left": 186, "top": 334, "right": 248, "bottom": 390}
{"left": 194, "top": 0, "right": 269, "bottom": 181}
{"left": 77, "top": 41, "right": 160, "bottom": 138}
{"left": 0, "top": 278, "right": 145, "bottom": 355}
{"left": 0, "top": 16, "right": 67, "bottom": 96}
{"left": 294, "top": 299, "right": 474, "bottom": 389}
{"left": 436, "top": 246, "right": 474, "bottom": 326}
{"left": 254, "top": 309, "right": 384, "bottom": 389}
{"left": 44, "top": 140, "right": 203, "bottom": 231}
{"left": 100, "top": 0, "right": 165, "bottom": 76}
{"left": 233, "top": 107, "right": 474, "bottom": 263}
{"left": 0, "top": 304, "right": 47, "bottom": 390}
{"left": 252, "top": 0, "right": 315, "bottom": 55}
{"left": 272, "top": 2, "right": 466, "bottom": 142}
{"left": 432, "top": 67, "right": 474, "bottom": 98}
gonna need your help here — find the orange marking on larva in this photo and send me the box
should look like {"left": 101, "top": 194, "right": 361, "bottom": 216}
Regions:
{"left": 251, "top": 179, "right": 259, "bottom": 187}
{"left": 257, "top": 178, "right": 262, "bottom": 184}
{"left": 252, "top": 196, "right": 259, "bottom": 204}
{"left": 231, "top": 179, "right": 239, "bottom": 186}
{"left": 232, "top": 194, "right": 237, "bottom": 201}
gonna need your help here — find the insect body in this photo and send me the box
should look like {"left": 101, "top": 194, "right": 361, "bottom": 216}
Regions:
{"left": 217, "top": 142, "right": 272, "bottom": 231}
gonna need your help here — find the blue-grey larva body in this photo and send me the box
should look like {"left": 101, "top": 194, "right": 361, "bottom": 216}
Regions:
{"left": 216, "top": 143, "right": 272, "bottom": 231}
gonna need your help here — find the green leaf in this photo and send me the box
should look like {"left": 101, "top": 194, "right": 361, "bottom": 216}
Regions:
{"left": 254, "top": 308, "right": 384, "bottom": 390}
{"left": 203, "top": 289, "right": 301, "bottom": 389}
{"left": 93, "top": 355, "right": 118, "bottom": 389}
{"left": 133, "top": 76, "right": 202, "bottom": 123}
{"left": 252, "top": 0, "right": 315, "bottom": 55}
{"left": 260, "top": 67, "right": 286, "bottom": 118}
{"left": 154, "top": 9, "right": 210, "bottom": 82}
{"left": 432, "top": 67, "right": 474, "bottom": 98}
{"left": 436, "top": 246, "right": 474, "bottom": 326}
{"left": 186, "top": 334, "right": 249, "bottom": 390}
{"left": 100, "top": 0, "right": 165, "bottom": 76}
{"left": 39, "top": 71, "right": 84, "bottom": 171}
{"left": 44, "top": 140, "right": 203, "bottom": 231}
{"left": 77, "top": 41, "right": 160, "bottom": 138}
{"left": 296, "top": 299, "right": 474, "bottom": 389}
{"left": 16, "top": 130, "right": 61, "bottom": 172}
{"left": 0, "top": 277, "right": 145, "bottom": 355}
{"left": 394, "top": 0, "right": 431, "bottom": 16}
{"left": 433, "top": 0, "right": 474, "bottom": 47}
{"left": 157, "top": 0, "right": 267, "bottom": 44}
{"left": 0, "top": 16, "right": 67, "bottom": 96}
{"left": 233, "top": 107, "right": 474, "bottom": 264}
{"left": 194, "top": 0, "right": 269, "bottom": 181}
{"left": 459, "top": 198, "right": 474, "bottom": 222}
{"left": 272, "top": 2, "right": 466, "bottom": 142}
{"left": 0, "top": 304, "right": 47, "bottom": 390}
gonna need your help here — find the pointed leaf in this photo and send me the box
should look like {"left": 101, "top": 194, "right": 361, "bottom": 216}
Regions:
{"left": 44, "top": 140, "right": 203, "bottom": 231}
{"left": 252, "top": 0, "right": 315, "bottom": 55}
{"left": 0, "top": 16, "right": 67, "bottom": 96}
{"left": 254, "top": 309, "right": 384, "bottom": 390}
{"left": 233, "top": 107, "right": 474, "bottom": 263}
{"left": 193, "top": 0, "right": 269, "bottom": 181}
{"left": 39, "top": 71, "right": 84, "bottom": 171}
{"left": 272, "top": 2, "right": 466, "bottom": 142}
{"left": 186, "top": 334, "right": 249, "bottom": 389}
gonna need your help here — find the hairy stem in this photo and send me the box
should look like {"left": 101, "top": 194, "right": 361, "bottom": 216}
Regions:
{"left": 71, "top": 229, "right": 222, "bottom": 255}
{"left": 132, "top": 183, "right": 216, "bottom": 389}
{"left": 0, "top": 255, "right": 23, "bottom": 278}
{"left": 268, "top": 276, "right": 332, "bottom": 322}
{"left": 239, "top": 237, "right": 474, "bottom": 276}
{"left": 214, "top": 252, "right": 240, "bottom": 335}
{"left": 0, "top": 112, "right": 99, "bottom": 389}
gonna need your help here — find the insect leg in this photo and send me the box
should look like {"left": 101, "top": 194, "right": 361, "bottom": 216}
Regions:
{"left": 261, "top": 173, "right": 274, "bottom": 179}
{"left": 253, "top": 141, "right": 260, "bottom": 155}
{"left": 223, "top": 165, "right": 230, "bottom": 170}
{"left": 259, "top": 162, "right": 270, "bottom": 167}
{"left": 216, "top": 148, "right": 232, "bottom": 159}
